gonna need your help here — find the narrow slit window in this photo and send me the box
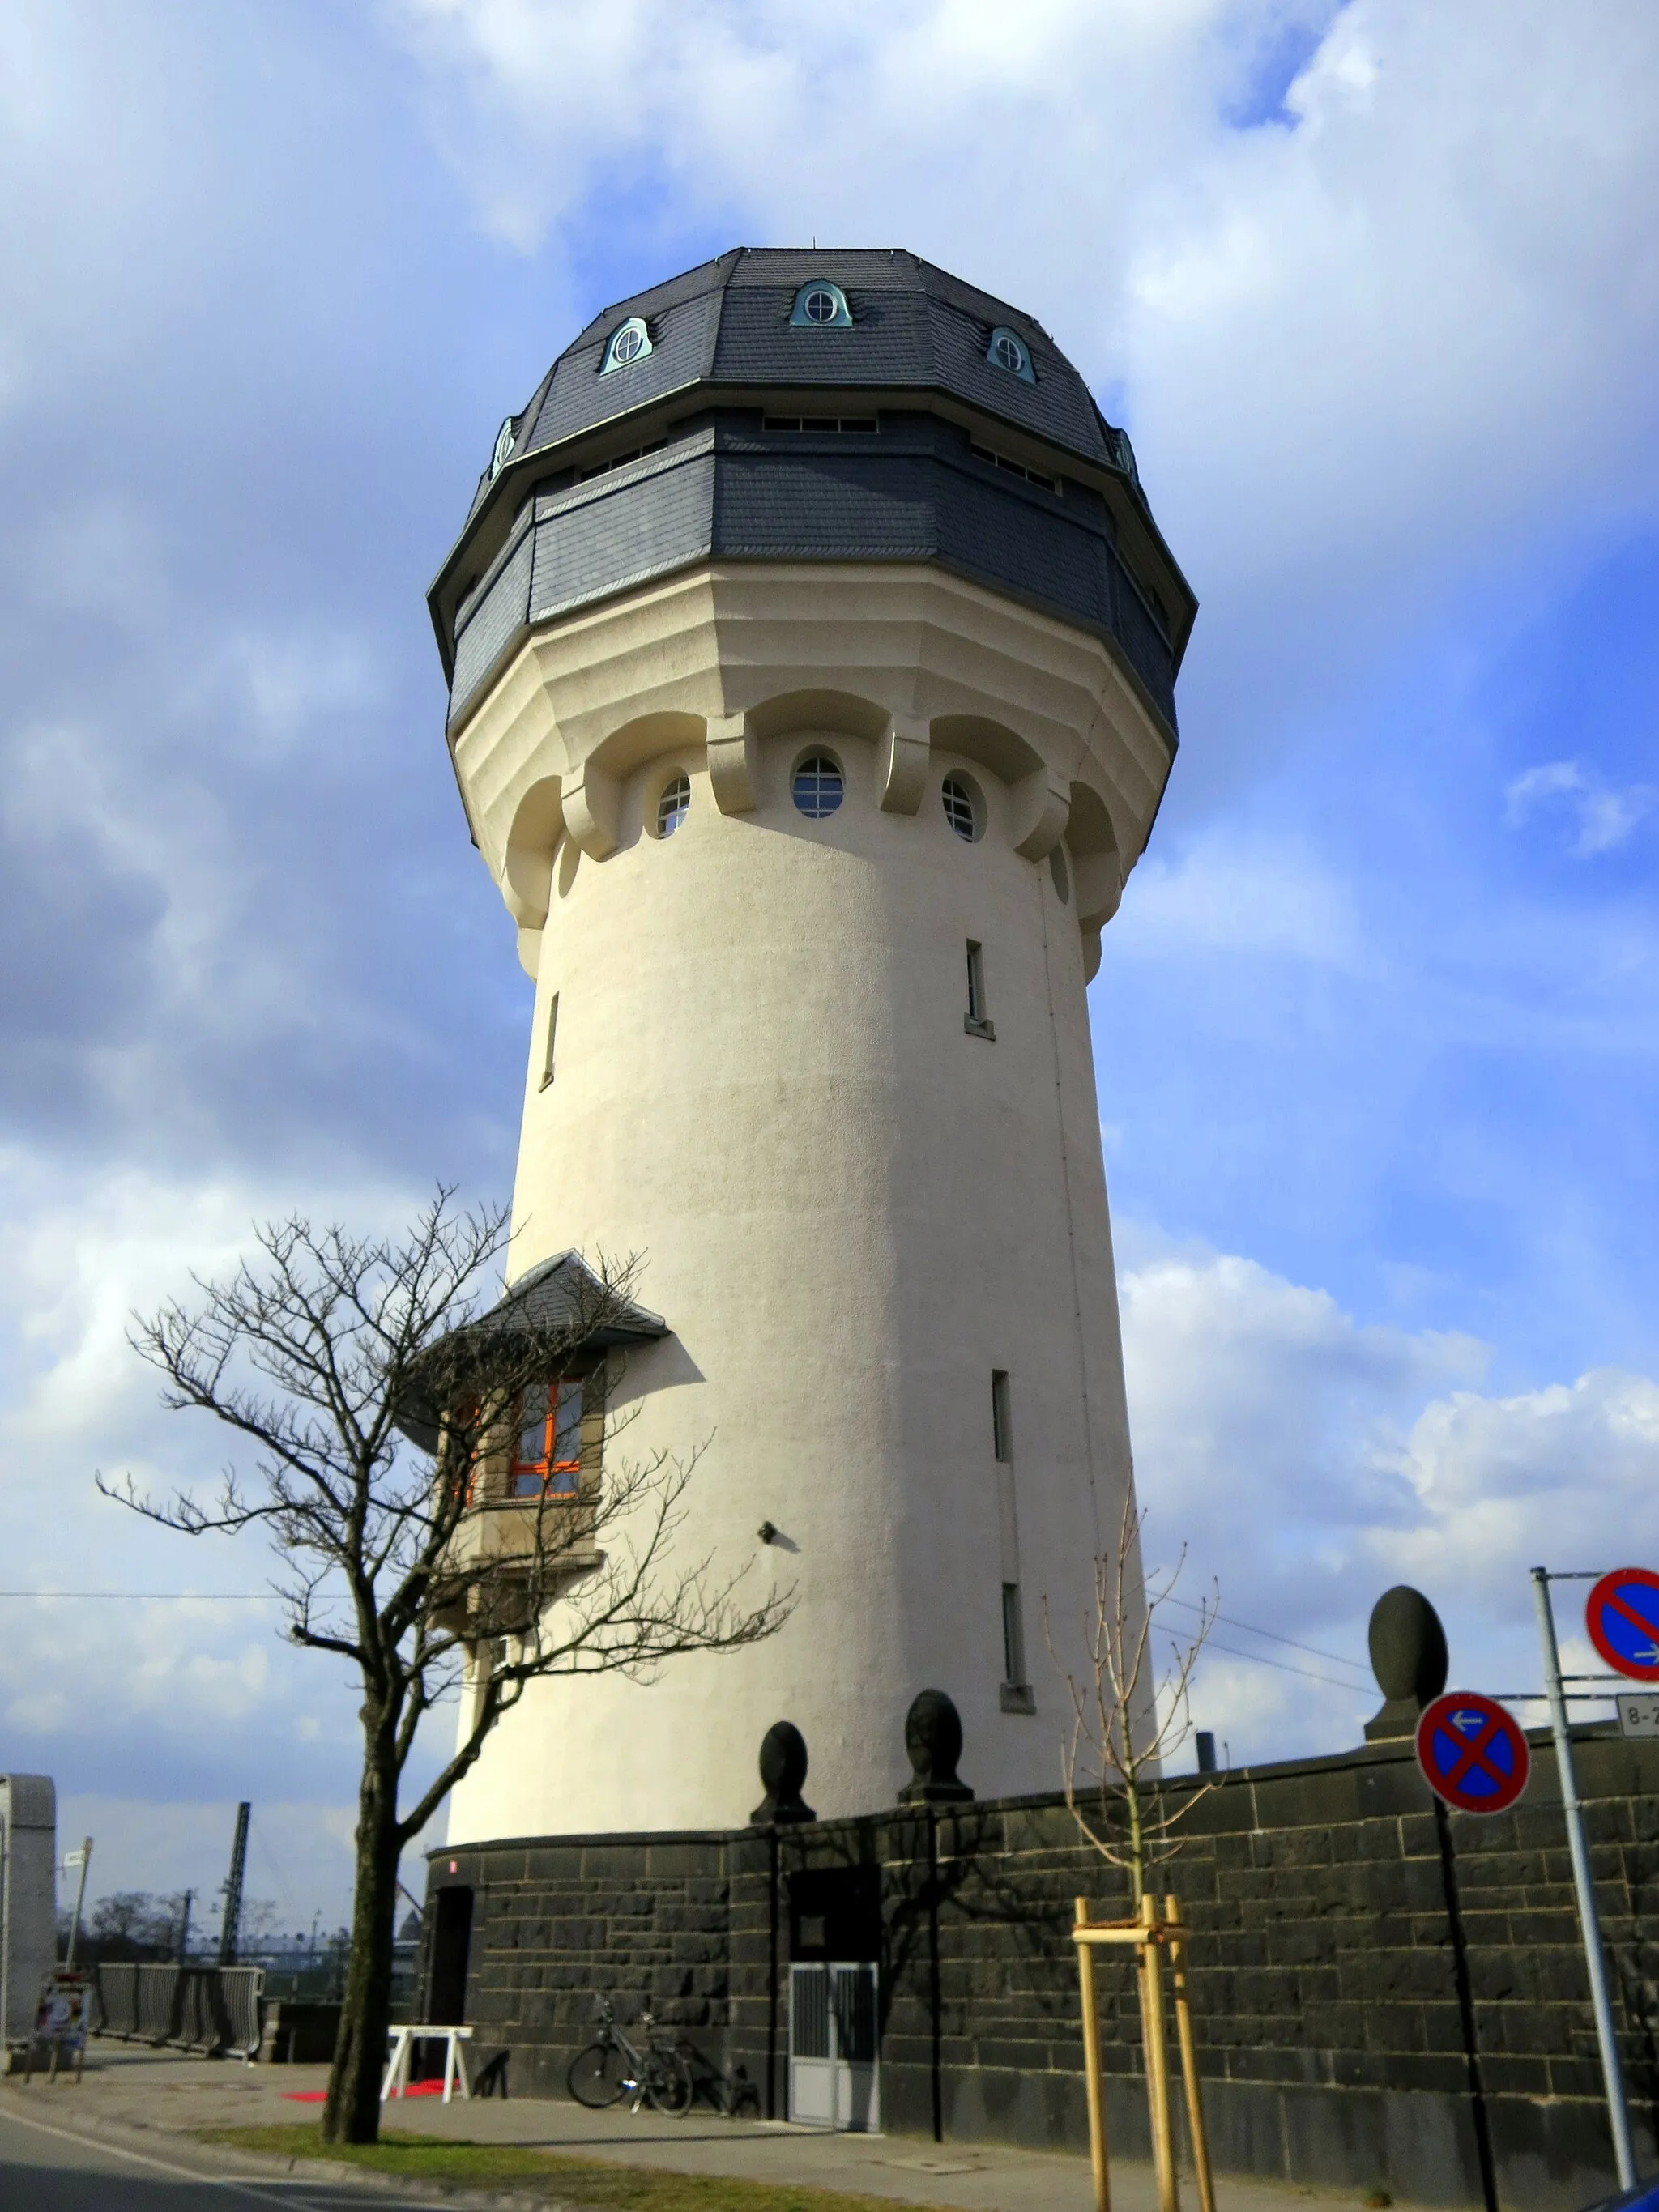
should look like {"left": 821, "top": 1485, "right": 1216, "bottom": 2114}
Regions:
{"left": 1001, "top": 1583, "right": 1027, "bottom": 1689}
{"left": 991, "top": 1371, "right": 1012, "bottom": 1463}
{"left": 539, "top": 991, "right": 559, "bottom": 1089}
{"left": 965, "top": 941, "right": 993, "bottom": 1038}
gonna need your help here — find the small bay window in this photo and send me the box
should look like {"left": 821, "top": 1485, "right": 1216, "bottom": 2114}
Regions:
{"left": 509, "top": 1379, "right": 584, "bottom": 1497}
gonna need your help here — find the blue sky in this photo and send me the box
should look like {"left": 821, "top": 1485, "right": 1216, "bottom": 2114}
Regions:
{"left": 2, "top": 0, "right": 1657, "bottom": 1925}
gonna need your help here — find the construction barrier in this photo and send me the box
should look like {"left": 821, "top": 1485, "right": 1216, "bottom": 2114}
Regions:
{"left": 93, "top": 1963, "right": 265, "bottom": 2059}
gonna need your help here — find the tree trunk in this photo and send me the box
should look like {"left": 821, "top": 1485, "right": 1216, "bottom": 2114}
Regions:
{"left": 322, "top": 1726, "right": 402, "bottom": 2145}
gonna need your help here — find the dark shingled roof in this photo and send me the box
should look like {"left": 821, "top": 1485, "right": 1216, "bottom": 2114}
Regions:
{"left": 394, "top": 1255, "right": 667, "bottom": 1453}
{"left": 513, "top": 249, "right": 1126, "bottom": 475}
{"left": 430, "top": 248, "right": 1195, "bottom": 752}
{"left": 465, "top": 1252, "right": 668, "bottom": 1349}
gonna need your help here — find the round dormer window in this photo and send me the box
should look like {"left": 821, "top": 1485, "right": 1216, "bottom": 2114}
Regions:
{"left": 655, "top": 774, "right": 691, "bottom": 837}
{"left": 987, "top": 326, "right": 1036, "bottom": 383}
{"left": 790, "top": 280, "right": 853, "bottom": 330}
{"left": 601, "top": 318, "right": 653, "bottom": 374}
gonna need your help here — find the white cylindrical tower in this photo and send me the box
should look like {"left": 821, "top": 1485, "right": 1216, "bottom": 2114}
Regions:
{"left": 429, "top": 250, "right": 1195, "bottom": 1839}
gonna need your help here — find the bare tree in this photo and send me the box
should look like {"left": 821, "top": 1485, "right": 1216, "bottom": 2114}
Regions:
{"left": 103, "top": 1191, "right": 790, "bottom": 2145}
{"left": 237, "top": 1899, "right": 280, "bottom": 1950}
{"left": 1049, "top": 1495, "right": 1220, "bottom": 1908}
{"left": 82, "top": 1892, "right": 159, "bottom": 1961}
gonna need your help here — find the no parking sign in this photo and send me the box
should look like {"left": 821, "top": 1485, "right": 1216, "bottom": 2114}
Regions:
{"left": 1585, "top": 1568, "right": 1659, "bottom": 1684}
{"left": 1415, "top": 1690, "right": 1530, "bottom": 1813}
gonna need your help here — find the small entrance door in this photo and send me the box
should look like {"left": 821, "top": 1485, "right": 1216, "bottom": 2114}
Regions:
{"left": 428, "top": 1886, "right": 473, "bottom": 2024}
{"left": 788, "top": 1962, "right": 880, "bottom": 2130}
{"left": 785, "top": 1865, "right": 881, "bottom": 2130}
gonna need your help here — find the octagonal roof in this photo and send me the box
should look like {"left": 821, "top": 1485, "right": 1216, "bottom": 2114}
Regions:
{"left": 430, "top": 249, "right": 1195, "bottom": 743}
{"left": 493, "top": 248, "right": 1137, "bottom": 489}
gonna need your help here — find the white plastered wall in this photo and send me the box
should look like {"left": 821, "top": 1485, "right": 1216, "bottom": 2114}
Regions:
{"left": 443, "top": 565, "right": 1170, "bottom": 1840}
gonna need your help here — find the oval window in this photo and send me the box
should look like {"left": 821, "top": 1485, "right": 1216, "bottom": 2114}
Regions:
{"left": 1049, "top": 845, "right": 1070, "bottom": 904}
{"left": 656, "top": 774, "right": 691, "bottom": 837}
{"left": 792, "top": 754, "right": 844, "bottom": 819}
{"left": 941, "top": 773, "right": 981, "bottom": 843}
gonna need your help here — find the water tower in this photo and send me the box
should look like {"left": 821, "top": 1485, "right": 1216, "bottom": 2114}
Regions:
{"left": 427, "top": 249, "right": 1194, "bottom": 1839}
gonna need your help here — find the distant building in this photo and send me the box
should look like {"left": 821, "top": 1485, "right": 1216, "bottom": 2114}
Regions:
{"left": 426, "top": 249, "right": 1195, "bottom": 1840}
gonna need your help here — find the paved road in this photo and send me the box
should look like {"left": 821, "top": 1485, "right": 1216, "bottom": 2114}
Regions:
{"left": 0, "top": 2100, "right": 452, "bottom": 2211}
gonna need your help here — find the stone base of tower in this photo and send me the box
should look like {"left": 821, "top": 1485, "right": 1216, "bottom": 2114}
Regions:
{"left": 422, "top": 1725, "right": 1658, "bottom": 2212}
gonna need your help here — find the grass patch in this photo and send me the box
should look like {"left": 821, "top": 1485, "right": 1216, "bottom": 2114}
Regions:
{"left": 194, "top": 2124, "right": 966, "bottom": 2212}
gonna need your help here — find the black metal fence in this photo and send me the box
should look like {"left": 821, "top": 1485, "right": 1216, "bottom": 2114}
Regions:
{"left": 94, "top": 1963, "right": 264, "bottom": 2058}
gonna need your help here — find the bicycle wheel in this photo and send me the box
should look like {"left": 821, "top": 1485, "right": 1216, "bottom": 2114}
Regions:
{"left": 644, "top": 2045, "right": 693, "bottom": 2116}
{"left": 568, "top": 2039, "right": 629, "bottom": 2108}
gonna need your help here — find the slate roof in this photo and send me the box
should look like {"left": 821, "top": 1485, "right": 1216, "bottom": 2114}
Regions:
{"left": 506, "top": 249, "right": 1129, "bottom": 479}
{"left": 465, "top": 1252, "right": 668, "bottom": 1349}
{"left": 430, "top": 249, "right": 1194, "bottom": 752}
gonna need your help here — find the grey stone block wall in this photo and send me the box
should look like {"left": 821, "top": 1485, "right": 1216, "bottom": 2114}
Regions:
{"left": 425, "top": 1727, "right": 1659, "bottom": 2210}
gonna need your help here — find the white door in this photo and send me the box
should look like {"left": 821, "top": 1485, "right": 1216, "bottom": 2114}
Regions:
{"left": 788, "top": 1963, "right": 880, "bottom": 2131}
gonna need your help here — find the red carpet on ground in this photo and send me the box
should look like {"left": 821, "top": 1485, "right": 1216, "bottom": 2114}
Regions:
{"left": 284, "top": 2081, "right": 449, "bottom": 2102}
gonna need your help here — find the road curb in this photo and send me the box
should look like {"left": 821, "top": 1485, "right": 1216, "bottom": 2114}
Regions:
{"left": 0, "top": 2089, "right": 588, "bottom": 2209}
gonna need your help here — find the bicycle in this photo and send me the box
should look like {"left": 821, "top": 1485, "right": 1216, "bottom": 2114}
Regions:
{"left": 566, "top": 1995, "right": 693, "bottom": 2116}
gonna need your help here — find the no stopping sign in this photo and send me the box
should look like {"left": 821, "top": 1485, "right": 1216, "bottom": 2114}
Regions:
{"left": 1416, "top": 1692, "right": 1530, "bottom": 1813}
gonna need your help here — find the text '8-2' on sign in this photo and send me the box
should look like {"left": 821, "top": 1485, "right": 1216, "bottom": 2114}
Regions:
{"left": 1416, "top": 1692, "right": 1530, "bottom": 1814}
{"left": 1586, "top": 1568, "right": 1659, "bottom": 1684}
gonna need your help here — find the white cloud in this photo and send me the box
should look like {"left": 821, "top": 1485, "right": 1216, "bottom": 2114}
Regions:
{"left": 1505, "top": 759, "right": 1658, "bottom": 857}
{"left": 386, "top": 0, "right": 1659, "bottom": 703}
{"left": 1383, "top": 1368, "right": 1659, "bottom": 1597}
{"left": 1116, "top": 831, "right": 1361, "bottom": 962}
{"left": 1120, "top": 1239, "right": 1659, "bottom": 1759}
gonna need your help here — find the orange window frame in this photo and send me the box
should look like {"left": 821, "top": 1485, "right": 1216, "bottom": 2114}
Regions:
{"left": 509, "top": 1379, "right": 582, "bottom": 1498}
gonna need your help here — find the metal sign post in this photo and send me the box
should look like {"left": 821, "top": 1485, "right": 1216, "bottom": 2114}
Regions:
{"left": 1531, "top": 1567, "right": 1636, "bottom": 2190}
{"left": 61, "top": 1841, "right": 92, "bottom": 1973}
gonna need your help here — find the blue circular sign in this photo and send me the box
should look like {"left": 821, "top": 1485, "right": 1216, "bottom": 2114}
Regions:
{"left": 1586, "top": 1568, "right": 1659, "bottom": 1683}
{"left": 1416, "top": 1691, "right": 1530, "bottom": 1813}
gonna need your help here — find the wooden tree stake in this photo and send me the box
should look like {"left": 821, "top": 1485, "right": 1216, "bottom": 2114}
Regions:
{"left": 1075, "top": 1896, "right": 1111, "bottom": 2212}
{"left": 1139, "top": 1893, "right": 1178, "bottom": 2212}
{"left": 1166, "top": 1894, "right": 1214, "bottom": 2212}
